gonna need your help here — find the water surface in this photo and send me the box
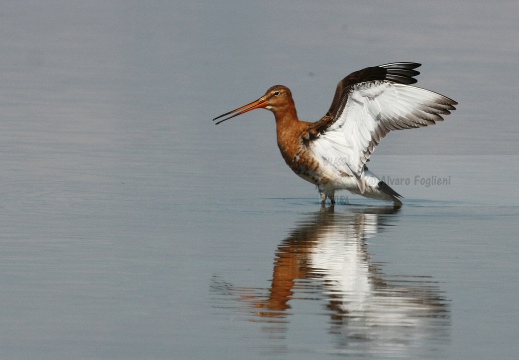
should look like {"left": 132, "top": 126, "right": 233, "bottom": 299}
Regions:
{"left": 1, "top": 1, "right": 518, "bottom": 359}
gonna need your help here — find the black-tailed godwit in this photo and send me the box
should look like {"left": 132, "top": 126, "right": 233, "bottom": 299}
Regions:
{"left": 214, "top": 63, "right": 457, "bottom": 206}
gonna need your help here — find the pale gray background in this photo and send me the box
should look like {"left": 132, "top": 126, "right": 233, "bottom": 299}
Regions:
{"left": 1, "top": 1, "right": 518, "bottom": 359}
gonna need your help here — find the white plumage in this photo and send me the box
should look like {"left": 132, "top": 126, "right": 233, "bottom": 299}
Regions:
{"left": 310, "top": 68, "right": 456, "bottom": 199}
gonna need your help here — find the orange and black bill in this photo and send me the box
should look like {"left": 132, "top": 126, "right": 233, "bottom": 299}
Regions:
{"left": 213, "top": 97, "right": 267, "bottom": 125}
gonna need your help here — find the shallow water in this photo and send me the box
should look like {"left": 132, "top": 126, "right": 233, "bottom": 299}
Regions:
{"left": 1, "top": 1, "right": 518, "bottom": 359}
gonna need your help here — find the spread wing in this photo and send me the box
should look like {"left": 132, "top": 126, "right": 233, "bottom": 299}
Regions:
{"left": 309, "top": 62, "right": 457, "bottom": 192}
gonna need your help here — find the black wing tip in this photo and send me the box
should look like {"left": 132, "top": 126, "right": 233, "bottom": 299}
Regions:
{"left": 379, "top": 62, "right": 422, "bottom": 70}
{"left": 385, "top": 74, "right": 418, "bottom": 85}
{"left": 379, "top": 62, "right": 421, "bottom": 85}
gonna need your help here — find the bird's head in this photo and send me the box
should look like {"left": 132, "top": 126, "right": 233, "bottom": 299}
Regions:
{"left": 213, "top": 85, "right": 293, "bottom": 125}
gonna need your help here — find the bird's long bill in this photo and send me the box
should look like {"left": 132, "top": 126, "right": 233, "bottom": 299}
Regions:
{"left": 213, "top": 97, "right": 267, "bottom": 125}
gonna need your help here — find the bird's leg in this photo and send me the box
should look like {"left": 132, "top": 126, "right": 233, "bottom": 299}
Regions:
{"left": 329, "top": 191, "right": 336, "bottom": 205}
{"left": 319, "top": 190, "right": 327, "bottom": 205}
{"left": 319, "top": 189, "right": 335, "bottom": 206}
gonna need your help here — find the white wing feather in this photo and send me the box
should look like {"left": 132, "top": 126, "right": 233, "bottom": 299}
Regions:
{"left": 310, "top": 81, "right": 455, "bottom": 192}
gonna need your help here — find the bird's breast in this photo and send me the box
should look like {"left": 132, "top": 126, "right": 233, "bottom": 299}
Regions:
{"left": 277, "top": 136, "right": 323, "bottom": 185}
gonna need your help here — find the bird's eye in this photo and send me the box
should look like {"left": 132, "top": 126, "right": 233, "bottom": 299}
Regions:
{"left": 274, "top": 91, "right": 280, "bottom": 96}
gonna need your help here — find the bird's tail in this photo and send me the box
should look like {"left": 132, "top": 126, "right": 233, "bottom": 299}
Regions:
{"left": 363, "top": 167, "right": 403, "bottom": 207}
{"left": 377, "top": 180, "right": 403, "bottom": 207}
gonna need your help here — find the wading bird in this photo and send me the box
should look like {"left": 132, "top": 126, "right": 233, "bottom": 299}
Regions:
{"left": 213, "top": 63, "right": 457, "bottom": 206}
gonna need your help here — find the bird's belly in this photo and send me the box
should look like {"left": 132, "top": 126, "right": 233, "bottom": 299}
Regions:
{"left": 285, "top": 153, "right": 356, "bottom": 190}
{"left": 278, "top": 140, "right": 357, "bottom": 190}
{"left": 282, "top": 151, "right": 320, "bottom": 184}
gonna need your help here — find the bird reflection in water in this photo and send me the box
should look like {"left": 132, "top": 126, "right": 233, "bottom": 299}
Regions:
{"left": 212, "top": 206, "right": 449, "bottom": 356}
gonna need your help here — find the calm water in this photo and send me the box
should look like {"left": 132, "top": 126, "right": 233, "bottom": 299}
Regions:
{"left": 1, "top": 1, "right": 518, "bottom": 359}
